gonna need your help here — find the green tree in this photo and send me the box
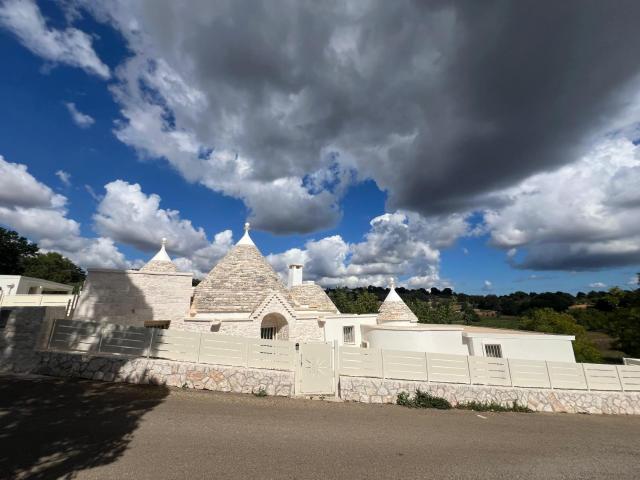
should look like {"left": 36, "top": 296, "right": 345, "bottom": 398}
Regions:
{"left": 23, "top": 252, "right": 85, "bottom": 290}
{"left": 523, "top": 309, "right": 601, "bottom": 363}
{"left": 353, "top": 291, "right": 379, "bottom": 314}
{"left": 0, "top": 227, "right": 39, "bottom": 274}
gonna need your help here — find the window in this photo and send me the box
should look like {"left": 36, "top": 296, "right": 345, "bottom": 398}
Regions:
{"left": 484, "top": 344, "right": 503, "bottom": 358}
{"left": 343, "top": 326, "right": 355, "bottom": 344}
{"left": 261, "top": 326, "right": 276, "bottom": 340}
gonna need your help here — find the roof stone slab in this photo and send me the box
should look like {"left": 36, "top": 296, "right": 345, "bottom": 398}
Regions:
{"left": 193, "top": 243, "right": 292, "bottom": 313}
{"left": 290, "top": 282, "right": 339, "bottom": 313}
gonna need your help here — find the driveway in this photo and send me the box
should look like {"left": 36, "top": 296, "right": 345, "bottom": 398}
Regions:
{"left": 1, "top": 375, "right": 639, "bottom": 479}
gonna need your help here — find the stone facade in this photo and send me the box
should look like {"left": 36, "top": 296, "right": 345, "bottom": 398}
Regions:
{"left": 36, "top": 351, "right": 294, "bottom": 396}
{"left": 339, "top": 376, "right": 640, "bottom": 415}
{"left": 193, "top": 244, "right": 292, "bottom": 313}
{"left": 73, "top": 269, "right": 193, "bottom": 327}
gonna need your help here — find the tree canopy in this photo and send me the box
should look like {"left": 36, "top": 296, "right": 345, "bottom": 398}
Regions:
{"left": 0, "top": 227, "right": 39, "bottom": 274}
{"left": 0, "top": 227, "right": 85, "bottom": 288}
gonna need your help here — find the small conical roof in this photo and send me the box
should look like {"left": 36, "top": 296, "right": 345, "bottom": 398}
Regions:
{"left": 140, "top": 238, "right": 177, "bottom": 273}
{"left": 193, "top": 223, "right": 292, "bottom": 313}
{"left": 377, "top": 278, "right": 417, "bottom": 323}
{"left": 290, "top": 281, "right": 339, "bottom": 313}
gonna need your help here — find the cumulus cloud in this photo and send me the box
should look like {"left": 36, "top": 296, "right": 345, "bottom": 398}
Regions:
{"left": 93, "top": 180, "right": 233, "bottom": 275}
{"left": 61, "top": 0, "right": 640, "bottom": 237}
{"left": 0, "top": 155, "right": 131, "bottom": 268}
{"left": 267, "top": 211, "right": 463, "bottom": 288}
{"left": 55, "top": 169, "right": 71, "bottom": 186}
{"left": 485, "top": 138, "right": 640, "bottom": 270}
{"left": 65, "top": 102, "right": 95, "bottom": 128}
{"left": 482, "top": 280, "right": 493, "bottom": 292}
{"left": 589, "top": 282, "right": 607, "bottom": 289}
{"left": 0, "top": 0, "right": 110, "bottom": 78}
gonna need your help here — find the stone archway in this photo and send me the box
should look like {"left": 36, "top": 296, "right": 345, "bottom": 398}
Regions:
{"left": 260, "top": 312, "right": 289, "bottom": 340}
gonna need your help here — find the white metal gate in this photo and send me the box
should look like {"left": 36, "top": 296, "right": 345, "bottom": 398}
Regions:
{"left": 297, "top": 342, "right": 335, "bottom": 395}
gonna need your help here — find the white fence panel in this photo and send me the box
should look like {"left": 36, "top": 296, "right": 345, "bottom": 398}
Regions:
{"left": 48, "top": 319, "right": 101, "bottom": 353}
{"left": 339, "top": 346, "right": 383, "bottom": 378}
{"left": 150, "top": 329, "right": 200, "bottom": 363}
{"left": 247, "top": 338, "right": 295, "bottom": 371}
{"left": 623, "top": 358, "right": 640, "bottom": 366}
{"left": 469, "top": 357, "right": 511, "bottom": 386}
{"left": 100, "top": 324, "right": 151, "bottom": 357}
{"left": 583, "top": 364, "right": 622, "bottom": 391}
{"left": 198, "top": 334, "right": 247, "bottom": 367}
{"left": 427, "top": 353, "right": 470, "bottom": 384}
{"left": 508, "top": 359, "right": 550, "bottom": 388}
{"left": 382, "top": 350, "right": 427, "bottom": 381}
{"left": 547, "top": 361, "right": 588, "bottom": 390}
{"left": 617, "top": 365, "right": 640, "bottom": 392}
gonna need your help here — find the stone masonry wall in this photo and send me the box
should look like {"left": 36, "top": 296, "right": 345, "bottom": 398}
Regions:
{"left": 340, "top": 376, "right": 640, "bottom": 415}
{"left": 73, "top": 269, "right": 193, "bottom": 327}
{"left": 36, "top": 351, "right": 294, "bottom": 396}
{"left": 0, "top": 307, "right": 65, "bottom": 373}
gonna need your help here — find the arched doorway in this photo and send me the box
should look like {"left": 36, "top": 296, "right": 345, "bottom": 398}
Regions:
{"left": 260, "top": 312, "right": 289, "bottom": 340}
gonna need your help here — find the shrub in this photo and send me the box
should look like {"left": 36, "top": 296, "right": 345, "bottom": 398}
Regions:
{"left": 456, "top": 400, "right": 532, "bottom": 413}
{"left": 396, "top": 390, "right": 452, "bottom": 409}
{"left": 253, "top": 386, "right": 268, "bottom": 397}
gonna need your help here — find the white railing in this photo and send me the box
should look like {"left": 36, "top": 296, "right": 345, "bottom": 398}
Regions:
{"left": 338, "top": 346, "right": 640, "bottom": 392}
{"left": 623, "top": 358, "right": 640, "bottom": 366}
{"left": 46, "top": 319, "right": 296, "bottom": 371}
{"left": 0, "top": 294, "right": 76, "bottom": 316}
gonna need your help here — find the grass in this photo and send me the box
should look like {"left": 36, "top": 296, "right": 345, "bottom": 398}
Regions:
{"left": 397, "top": 390, "right": 533, "bottom": 413}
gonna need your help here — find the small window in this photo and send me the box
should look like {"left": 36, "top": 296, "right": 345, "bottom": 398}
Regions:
{"left": 261, "top": 326, "right": 276, "bottom": 340}
{"left": 484, "top": 344, "right": 502, "bottom": 358}
{"left": 343, "top": 326, "right": 355, "bottom": 344}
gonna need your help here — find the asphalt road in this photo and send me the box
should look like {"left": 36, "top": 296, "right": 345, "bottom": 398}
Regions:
{"left": 1, "top": 375, "right": 639, "bottom": 480}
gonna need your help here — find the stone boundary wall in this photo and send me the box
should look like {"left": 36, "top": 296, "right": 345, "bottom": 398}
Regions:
{"left": 36, "top": 351, "right": 295, "bottom": 396}
{"left": 339, "top": 376, "right": 640, "bottom": 415}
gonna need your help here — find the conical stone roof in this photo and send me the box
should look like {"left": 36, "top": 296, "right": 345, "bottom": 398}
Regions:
{"left": 377, "top": 279, "right": 418, "bottom": 323}
{"left": 140, "top": 238, "right": 178, "bottom": 273}
{"left": 193, "top": 224, "right": 292, "bottom": 313}
{"left": 290, "top": 281, "right": 339, "bottom": 313}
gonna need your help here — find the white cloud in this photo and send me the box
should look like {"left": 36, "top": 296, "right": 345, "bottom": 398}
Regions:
{"left": 589, "top": 282, "right": 607, "bottom": 289}
{"left": 65, "top": 102, "right": 95, "bottom": 128}
{"left": 55, "top": 169, "right": 71, "bottom": 186}
{"left": 84, "top": 184, "right": 103, "bottom": 202}
{"left": 267, "top": 211, "right": 463, "bottom": 288}
{"left": 484, "top": 138, "right": 640, "bottom": 270}
{"left": 482, "top": 280, "right": 493, "bottom": 291}
{"left": 0, "top": 155, "right": 66, "bottom": 209}
{"left": 0, "top": 154, "right": 131, "bottom": 269}
{"left": 0, "top": 0, "right": 110, "bottom": 78}
{"left": 93, "top": 180, "right": 234, "bottom": 275}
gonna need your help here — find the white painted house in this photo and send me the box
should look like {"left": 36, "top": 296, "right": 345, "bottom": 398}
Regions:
{"left": 0, "top": 275, "right": 74, "bottom": 295}
{"left": 73, "top": 223, "right": 576, "bottom": 363}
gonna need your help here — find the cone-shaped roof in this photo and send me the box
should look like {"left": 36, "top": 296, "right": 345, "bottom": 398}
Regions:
{"left": 193, "top": 223, "right": 292, "bottom": 313}
{"left": 377, "top": 278, "right": 417, "bottom": 323}
{"left": 140, "top": 238, "right": 178, "bottom": 273}
{"left": 290, "top": 281, "right": 339, "bottom": 313}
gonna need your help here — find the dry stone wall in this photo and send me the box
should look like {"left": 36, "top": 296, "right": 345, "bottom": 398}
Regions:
{"left": 36, "top": 351, "right": 295, "bottom": 396}
{"left": 73, "top": 269, "right": 192, "bottom": 327}
{"left": 340, "top": 376, "right": 640, "bottom": 415}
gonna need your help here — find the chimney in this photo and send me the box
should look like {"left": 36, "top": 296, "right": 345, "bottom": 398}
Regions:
{"left": 287, "top": 264, "right": 303, "bottom": 288}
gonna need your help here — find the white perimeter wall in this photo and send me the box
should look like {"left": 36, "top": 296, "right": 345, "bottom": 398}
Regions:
{"left": 364, "top": 328, "right": 470, "bottom": 356}
{"left": 465, "top": 334, "right": 576, "bottom": 362}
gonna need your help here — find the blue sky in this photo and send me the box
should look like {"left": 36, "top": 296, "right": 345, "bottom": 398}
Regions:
{"left": 0, "top": 1, "right": 639, "bottom": 295}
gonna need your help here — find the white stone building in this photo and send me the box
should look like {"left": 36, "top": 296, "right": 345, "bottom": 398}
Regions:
{"left": 73, "top": 224, "right": 577, "bottom": 362}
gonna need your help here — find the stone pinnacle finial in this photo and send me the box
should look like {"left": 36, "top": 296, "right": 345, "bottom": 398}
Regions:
{"left": 244, "top": 222, "right": 250, "bottom": 232}
{"left": 390, "top": 277, "right": 395, "bottom": 289}
{"left": 161, "top": 237, "right": 167, "bottom": 247}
